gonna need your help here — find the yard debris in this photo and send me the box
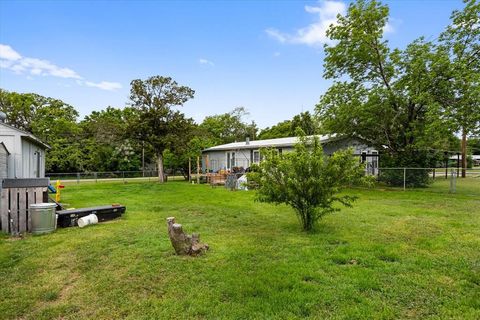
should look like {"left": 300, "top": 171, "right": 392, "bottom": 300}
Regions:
{"left": 166, "top": 217, "right": 209, "bottom": 256}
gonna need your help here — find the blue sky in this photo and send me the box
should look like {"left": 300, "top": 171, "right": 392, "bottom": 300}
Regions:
{"left": 0, "top": 0, "right": 465, "bottom": 129}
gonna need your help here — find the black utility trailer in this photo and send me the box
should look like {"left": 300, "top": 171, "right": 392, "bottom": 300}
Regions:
{"left": 56, "top": 205, "right": 126, "bottom": 228}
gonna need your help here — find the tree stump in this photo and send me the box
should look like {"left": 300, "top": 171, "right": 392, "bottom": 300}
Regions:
{"left": 166, "top": 217, "right": 209, "bottom": 256}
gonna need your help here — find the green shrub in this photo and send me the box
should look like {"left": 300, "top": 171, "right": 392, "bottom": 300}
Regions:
{"left": 248, "top": 135, "right": 370, "bottom": 231}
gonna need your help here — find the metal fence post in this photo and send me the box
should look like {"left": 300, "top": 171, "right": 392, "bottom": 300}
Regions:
{"left": 94, "top": 172, "right": 98, "bottom": 183}
{"left": 77, "top": 173, "right": 80, "bottom": 184}
{"left": 403, "top": 168, "right": 406, "bottom": 191}
{"left": 450, "top": 169, "right": 456, "bottom": 193}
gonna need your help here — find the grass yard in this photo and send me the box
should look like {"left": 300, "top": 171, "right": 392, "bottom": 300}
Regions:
{"left": 0, "top": 180, "right": 479, "bottom": 319}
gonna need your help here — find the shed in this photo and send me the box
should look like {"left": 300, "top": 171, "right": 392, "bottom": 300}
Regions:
{"left": 0, "top": 122, "right": 50, "bottom": 178}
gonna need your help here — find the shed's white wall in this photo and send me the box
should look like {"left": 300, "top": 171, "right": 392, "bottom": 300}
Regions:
{"left": 0, "top": 126, "right": 23, "bottom": 178}
{"left": 21, "top": 139, "right": 46, "bottom": 178}
{"left": 0, "top": 124, "right": 46, "bottom": 178}
{"left": 0, "top": 144, "right": 8, "bottom": 179}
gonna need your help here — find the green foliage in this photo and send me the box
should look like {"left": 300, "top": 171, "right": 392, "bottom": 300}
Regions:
{"left": 258, "top": 120, "right": 292, "bottom": 139}
{"left": 437, "top": 0, "right": 480, "bottom": 137}
{"left": 249, "top": 135, "right": 368, "bottom": 231}
{"left": 80, "top": 106, "right": 142, "bottom": 172}
{"left": 200, "top": 107, "right": 258, "bottom": 144}
{"left": 315, "top": 0, "right": 477, "bottom": 185}
{"left": 258, "top": 111, "right": 319, "bottom": 139}
{"left": 378, "top": 149, "right": 440, "bottom": 187}
{"left": 291, "top": 111, "right": 318, "bottom": 136}
{"left": 128, "top": 76, "right": 195, "bottom": 181}
{"left": 469, "top": 138, "right": 480, "bottom": 155}
{"left": 318, "top": 0, "right": 434, "bottom": 152}
{"left": 0, "top": 89, "right": 82, "bottom": 172}
{"left": 435, "top": 0, "right": 480, "bottom": 173}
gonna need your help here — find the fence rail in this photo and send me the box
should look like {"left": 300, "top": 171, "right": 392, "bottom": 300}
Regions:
{"left": 375, "top": 167, "right": 479, "bottom": 194}
{"left": 46, "top": 170, "right": 187, "bottom": 183}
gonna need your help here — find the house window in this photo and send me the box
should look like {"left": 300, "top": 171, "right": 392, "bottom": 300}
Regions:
{"left": 253, "top": 151, "right": 260, "bottom": 164}
{"left": 371, "top": 151, "right": 378, "bottom": 170}
{"left": 226, "top": 152, "right": 236, "bottom": 169}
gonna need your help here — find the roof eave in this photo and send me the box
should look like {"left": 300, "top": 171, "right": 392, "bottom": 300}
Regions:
{"left": 21, "top": 135, "right": 51, "bottom": 150}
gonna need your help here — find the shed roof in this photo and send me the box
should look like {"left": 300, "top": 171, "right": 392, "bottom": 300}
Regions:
{"left": 0, "top": 122, "right": 51, "bottom": 149}
{"left": 203, "top": 134, "right": 341, "bottom": 152}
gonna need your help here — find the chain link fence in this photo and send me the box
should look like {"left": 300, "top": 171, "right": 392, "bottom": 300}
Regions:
{"left": 375, "top": 167, "right": 480, "bottom": 196}
{"left": 46, "top": 167, "right": 479, "bottom": 196}
{"left": 46, "top": 170, "right": 187, "bottom": 183}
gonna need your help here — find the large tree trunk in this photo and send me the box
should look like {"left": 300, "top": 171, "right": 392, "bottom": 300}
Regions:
{"left": 461, "top": 129, "right": 467, "bottom": 178}
{"left": 157, "top": 153, "right": 165, "bottom": 183}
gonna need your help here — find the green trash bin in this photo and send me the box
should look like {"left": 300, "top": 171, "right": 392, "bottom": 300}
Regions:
{"left": 30, "top": 203, "right": 57, "bottom": 235}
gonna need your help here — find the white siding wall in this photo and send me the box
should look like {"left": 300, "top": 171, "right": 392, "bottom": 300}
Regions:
{"left": 0, "top": 132, "right": 22, "bottom": 178}
{"left": 21, "top": 139, "right": 46, "bottom": 178}
{"left": 0, "top": 124, "right": 46, "bottom": 178}
{"left": 0, "top": 144, "right": 8, "bottom": 179}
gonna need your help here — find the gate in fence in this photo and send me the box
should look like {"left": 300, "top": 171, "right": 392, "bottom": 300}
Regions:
{"left": 0, "top": 178, "right": 49, "bottom": 235}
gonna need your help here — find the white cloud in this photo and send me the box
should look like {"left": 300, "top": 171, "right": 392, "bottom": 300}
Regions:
{"left": 0, "top": 43, "right": 122, "bottom": 91}
{"left": 83, "top": 80, "right": 122, "bottom": 91}
{"left": 384, "top": 23, "right": 394, "bottom": 33}
{"left": 266, "top": 1, "right": 346, "bottom": 47}
{"left": 383, "top": 17, "right": 398, "bottom": 34}
{"left": 265, "top": 29, "right": 288, "bottom": 43}
{"left": 18, "top": 57, "right": 82, "bottom": 79}
{"left": 266, "top": 0, "right": 394, "bottom": 47}
{"left": 0, "top": 44, "right": 22, "bottom": 61}
{"left": 199, "top": 58, "right": 214, "bottom": 66}
{"left": 0, "top": 47, "right": 82, "bottom": 79}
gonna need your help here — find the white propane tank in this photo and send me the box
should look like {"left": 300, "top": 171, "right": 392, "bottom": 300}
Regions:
{"left": 77, "top": 214, "right": 98, "bottom": 228}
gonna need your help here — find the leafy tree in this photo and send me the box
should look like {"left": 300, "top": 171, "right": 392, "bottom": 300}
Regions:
{"left": 258, "top": 111, "right": 320, "bottom": 140}
{"left": 129, "top": 76, "right": 195, "bottom": 182}
{"left": 291, "top": 111, "right": 318, "bottom": 136}
{"left": 258, "top": 120, "right": 293, "bottom": 139}
{"left": 162, "top": 124, "right": 214, "bottom": 179}
{"left": 469, "top": 138, "right": 480, "bottom": 155}
{"left": 200, "top": 107, "right": 258, "bottom": 144}
{"left": 80, "top": 106, "right": 142, "bottom": 172}
{"left": 0, "top": 90, "right": 39, "bottom": 131}
{"left": 248, "top": 134, "right": 367, "bottom": 231}
{"left": 0, "top": 89, "right": 83, "bottom": 172}
{"left": 316, "top": 0, "right": 449, "bottom": 186}
{"left": 436, "top": 0, "right": 480, "bottom": 177}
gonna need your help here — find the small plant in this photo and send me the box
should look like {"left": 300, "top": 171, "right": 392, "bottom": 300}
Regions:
{"left": 248, "top": 134, "right": 370, "bottom": 231}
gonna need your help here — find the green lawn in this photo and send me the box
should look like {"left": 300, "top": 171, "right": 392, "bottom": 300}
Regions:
{"left": 0, "top": 179, "right": 479, "bottom": 319}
